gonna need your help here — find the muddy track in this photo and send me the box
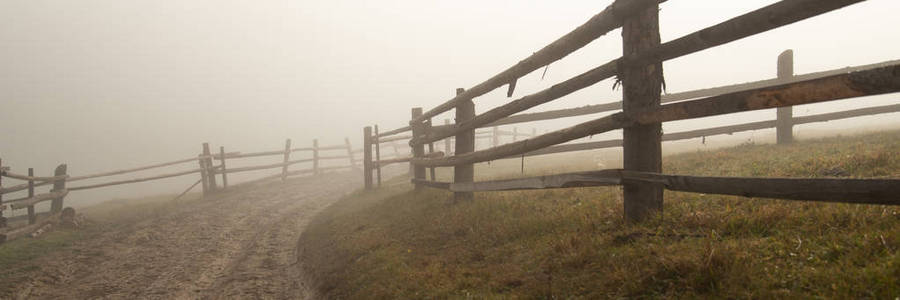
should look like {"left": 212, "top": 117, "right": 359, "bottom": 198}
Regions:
{"left": 9, "top": 171, "right": 360, "bottom": 299}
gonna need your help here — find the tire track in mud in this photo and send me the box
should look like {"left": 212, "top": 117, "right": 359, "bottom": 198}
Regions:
{"left": 9, "top": 171, "right": 359, "bottom": 299}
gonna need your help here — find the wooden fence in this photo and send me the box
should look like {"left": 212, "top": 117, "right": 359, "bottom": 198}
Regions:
{"left": 361, "top": 0, "right": 900, "bottom": 221}
{"left": 0, "top": 138, "right": 360, "bottom": 241}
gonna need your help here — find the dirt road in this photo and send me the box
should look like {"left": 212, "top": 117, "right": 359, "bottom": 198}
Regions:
{"left": 8, "top": 171, "right": 362, "bottom": 299}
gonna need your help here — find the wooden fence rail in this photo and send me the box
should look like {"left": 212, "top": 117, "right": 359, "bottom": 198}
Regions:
{"left": 362, "top": 0, "right": 900, "bottom": 222}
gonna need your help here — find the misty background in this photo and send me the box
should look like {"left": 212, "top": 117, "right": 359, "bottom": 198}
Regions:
{"left": 2, "top": 0, "right": 899, "bottom": 210}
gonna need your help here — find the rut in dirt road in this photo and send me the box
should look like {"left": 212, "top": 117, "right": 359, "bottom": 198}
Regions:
{"left": 10, "top": 171, "right": 361, "bottom": 299}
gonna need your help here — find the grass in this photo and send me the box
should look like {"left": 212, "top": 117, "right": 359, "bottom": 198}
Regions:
{"left": 298, "top": 130, "right": 900, "bottom": 299}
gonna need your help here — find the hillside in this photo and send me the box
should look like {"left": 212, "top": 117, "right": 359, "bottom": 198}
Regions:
{"left": 298, "top": 130, "right": 900, "bottom": 299}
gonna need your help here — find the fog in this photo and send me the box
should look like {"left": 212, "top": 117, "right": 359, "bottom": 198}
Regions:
{"left": 2, "top": 0, "right": 899, "bottom": 208}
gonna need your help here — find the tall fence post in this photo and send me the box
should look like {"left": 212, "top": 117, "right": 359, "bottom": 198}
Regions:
{"left": 198, "top": 153, "right": 209, "bottom": 197}
{"left": 312, "top": 139, "right": 320, "bottom": 175}
{"left": 363, "top": 126, "right": 374, "bottom": 190}
{"left": 344, "top": 137, "right": 357, "bottom": 169}
{"left": 27, "top": 168, "right": 35, "bottom": 225}
{"left": 202, "top": 143, "right": 217, "bottom": 192}
{"left": 454, "top": 88, "right": 475, "bottom": 202}
{"left": 281, "top": 139, "right": 292, "bottom": 181}
{"left": 426, "top": 120, "right": 436, "bottom": 181}
{"left": 622, "top": 3, "right": 663, "bottom": 222}
{"left": 219, "top": 146, "right": 229, "bottom": 188}
{"left": 374, "top": 125, "right": 382, "bottom": 187}
{"left": 411, "top": 108, "right": 426, "bottom": 190}
{"left": 777, "top": 49, "right": 795, "bottom": 145}
{"left": 49, "top": 164, "right": 67, "bottom": 213}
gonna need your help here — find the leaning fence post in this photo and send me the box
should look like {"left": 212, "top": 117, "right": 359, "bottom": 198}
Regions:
{"left": 27, "top": 168, "right": 35, "bottom": 225}
{"left": 454, "top": 88, "right": 475, "bottom": 202}
{"left": 281, "top": 139, "right": 292, "bottom": 181}
{"left": 622, "top": 3, "right": 663, "bottom": 222}
{"left": 776, "top": 49, "right": 795, "bottom": 145}
{"left": 49, "top": 164, "right": 67, "bottom": 213}
{"left": 374, "top": 125, "right": 382, "bottom": 187}
{"left": 363, "top": 126, "right": 374, "bottom": 189}
{"left": 202, "top": 143, "right": 217, "bottom": 192}
{"left": 411, "top": 108, "right": 426, "bottom": 190}
{"left": 312, "top": 139, "right": 320, "bottom": 175}
{"left": 219, "top": 146, "right": 229, "bottom": 188}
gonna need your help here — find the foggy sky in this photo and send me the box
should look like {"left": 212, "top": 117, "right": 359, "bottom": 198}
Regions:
{"left": 2, "top": 0, "right": 899, "bottom": 207}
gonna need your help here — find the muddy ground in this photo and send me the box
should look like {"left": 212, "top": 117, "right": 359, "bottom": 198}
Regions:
{"left": 5, "top": 171, "right": 364, "bottom": 299}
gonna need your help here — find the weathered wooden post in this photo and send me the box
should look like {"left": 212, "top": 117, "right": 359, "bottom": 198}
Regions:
{"left": 411, "top": 108, "right": 426, "bottom": 190}
{"left": 49, "top": 164, "right": 67, "bottom": 213}
{"left": 777, "top": 49, "right": 795, "bottom": 145}
{"left": 622, "top": 3, "right": 663, "bottom": 222}
{"left": 374, "top": 125, "right": 382, "bottom": 187}
{"left": 202, "top": 143, "right": 217, "bottom": 192}
{"left": 454, "top": 88, "right": 475, "bottom": 202}
{"left": 344, "top": 137, "right": 357, "bottom": 169}
{"left": 312, "top": 139, "right": 320, "bottom": 175}
{"left": 426, "top": 120, "right": 436, "bottom": 181}
{"left": 492, "top": 126, "right": 500, "bottom": 148}
{"left": 281, "top": 139, "right": 292, "bottom": 181}
{"left": 198, "top": 153, "right": 209, "bottom": 197}
{"left": 27, "top": 168, "right": 35, "bottom": 225}
{"left": 219, "top": 146, "right": 229, "bottom": 188}
{"left": 363, "top": 126, "right": 374, "bottom": 189}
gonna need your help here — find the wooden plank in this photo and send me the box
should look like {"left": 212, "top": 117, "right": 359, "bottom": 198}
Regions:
{"left": 318, "top": 155, "right": 351, "bottom": 161}
{"left": 413, "top": 0, "right": 664, "bottom": 123}
{"left": 376, "top": 126, "right": 411, "bottom": 138}
{"left": 67, "top": 156, "right": 206, "bottom": 182}
{"left": 414, "top": 169, "right": 622, "bottom": 192}
{"left": 794, "top": 103, "right": 900, "bottom": 125}
{"left": 375, "top": 151, "right": 444, "bottom": 167}
{"left": 225, "top": 150, "right": 287, "bottom": 160}
{"left": 317, "top": 144, "right": 347, "bottom": 151}
{"left": 377, "top": 135, "right": 411, "bottom": 143}
{"left": 215, "top": 159, "right": 314, "bottom": 175}
{"left": 415, "top": 0, "right": 866, "bottom": 145}
{"left": 1, "top": 171, "right": 68, "bottom": 183}
{"left": 10, "top": 189, "right": 69, "bottom": 210}
{"left": 414, "top": 65, "right": 900, "bottom": 167}
{"left": 69, "top": 168, "right": 201, "bottom": 191}
{"left": 622, "top": 171, "right": 900, "bottom": 205}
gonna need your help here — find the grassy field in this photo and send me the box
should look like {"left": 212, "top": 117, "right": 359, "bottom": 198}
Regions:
{"left": 298, "top": 130, "right": 900, "bottom": 299}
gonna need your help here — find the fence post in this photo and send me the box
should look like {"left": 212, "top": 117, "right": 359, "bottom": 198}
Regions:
{"left": 202, "top": 143, "right": 217, "bottom": 192}
{"left": 411, "top": 108, "right": 426, "bottom": 190}
{"left": 49, "top": 164, "right": 67, "bottom": 213}
{"left": 777, "top": 49, "right": 795, "bottom": 145}
{"left": 27, "top": 168, "right": 35, "bottom": 225}
{"left": 454, "top": 88, "right": 475, "bottom": 202}
{"left": 344, "top": 137, "right": 357, "bottom": 169}
{"left": 219, "top": 146, "right": 229, "bottom": 188}
{"left": 622, "top": 3, "right": 663, "bottom": 222}
{"left": 312, "top": 139, "right": 320, "bottom": 175}
{"left": 374, "top": 125, "right": 382, "bottom": 187}
{"left": 282, "top": 139, "right": 292, "bottom": 181}
{"left": 363, "top": 126, "right": 374, "bottom": 190}
{"left": 426, "top": 120, "right": 436, "bottom": 181}
{"left": 198, "top": 153, "right": 209, "bottom": 197}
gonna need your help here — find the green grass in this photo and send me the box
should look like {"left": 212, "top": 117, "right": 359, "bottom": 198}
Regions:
{"left": 298, "top": 130, "right": 900, "bottom": 299}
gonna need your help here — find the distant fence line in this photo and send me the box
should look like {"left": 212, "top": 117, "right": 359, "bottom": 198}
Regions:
{"left": 360, "top": 0, "right": 900, "bottom": 222}
{"left": 0, "top": 137, "right": 378, "bottom": 241}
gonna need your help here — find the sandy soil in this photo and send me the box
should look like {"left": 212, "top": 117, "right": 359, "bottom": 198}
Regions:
{"left": 9, "top": 171, "right": 361, "bottom": 300}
